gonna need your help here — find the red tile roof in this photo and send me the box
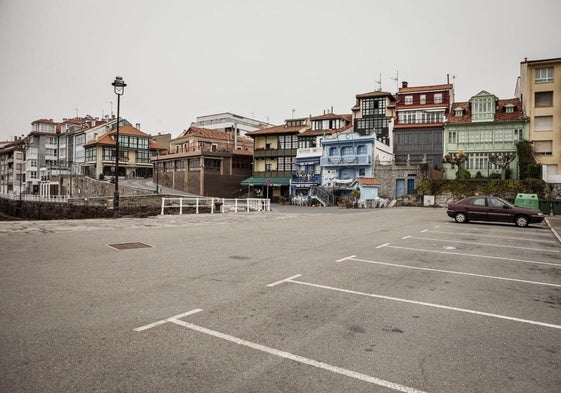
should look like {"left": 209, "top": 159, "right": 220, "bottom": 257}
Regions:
{"left": 447, "top": 98, "right": 528, "bottom": 123}
{"left": 113, "top": 124, "right": 152, "bottom": 137}
{"left": 84, "top": 124, "right": 161, "bottom": 147}
{"left": 301, "top": 123, "right": 353, "bottom": 136}
{"left": 246, "top": 124, "right": 304, "bottom": 136}
{"left": 356, "top": 91, "right": 396, "bottom": 101}
{"left": 31, "top": 119, "right": 56, "bottom": 124}
{"left": 398, "top": 84, "right": 453, "bottom": 94}
{"left": 357, "top": 177, "right": 380, "bottom": 186}
{"left": 310, "top": 113, "right": 352, "bottom": 121}
{"left": 177, "top": 126, "right": 234, "bottom": 140}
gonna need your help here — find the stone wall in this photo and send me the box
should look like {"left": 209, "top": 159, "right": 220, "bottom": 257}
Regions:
{"left": 0, "top": 194, "right": 164, "bottom": 220}
{"left": 0, "top": 175, "right": 166, "bottom": 219}
{"left": 57, "top": 175, "right": 150, "bottom": 198}
{"left": 375, "top": 164, "right": 421, "bottom": 198}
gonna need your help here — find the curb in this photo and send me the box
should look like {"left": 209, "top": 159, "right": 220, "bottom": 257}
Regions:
{"left": 545, "top": 217, "right": 561, "bottom": 245}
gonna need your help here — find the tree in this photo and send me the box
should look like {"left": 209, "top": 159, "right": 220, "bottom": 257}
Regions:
{"left": 442, "top": 151, "right": 468, "bottom": 179}
{"left": 516, "top": 140, "right": 541, "bottom": 180}
{"left": 488, "top": 153, "right": 516, "bottom": 180}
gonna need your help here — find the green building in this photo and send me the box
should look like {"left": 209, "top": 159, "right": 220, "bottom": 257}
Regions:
{"left": 443, "top": 91, "right": 529, "bottom": 179}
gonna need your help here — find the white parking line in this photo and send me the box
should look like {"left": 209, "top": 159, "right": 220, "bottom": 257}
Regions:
{"left": 441, "top": 222, "right": 551, "bottom": 235}
{"left": 267, "top": 274, "right": 303, "bottom": 287}
{"left": 336, "top": 256, "right": 561, "bottom": 288}
{"left": 269, "top": 276, "right": 561, "bottom": 330}
{"left": 421, "top": 229, "right": 556, "bottom": 244}
{"left": 135, "top": 309, "right": 428, "bottom": 393}
{"left": 377, "top": 244, "right": 561, "bottom": 268}
{"left": 405, "top": 235, "right": 559, "bottom": 253}
{"left": 134, "top": 309, "right": 204, "bottom": 331}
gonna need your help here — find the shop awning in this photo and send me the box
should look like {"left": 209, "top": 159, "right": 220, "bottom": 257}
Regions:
{"left": 240, "top": 177, "right": 291, "bottom": 186}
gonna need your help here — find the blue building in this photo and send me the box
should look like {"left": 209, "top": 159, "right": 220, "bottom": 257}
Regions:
{"left": 320, "top": 131, "right": 376, "bottom": 200}
{"left": 290, "top": 113, "right": 352, "bottom": 205}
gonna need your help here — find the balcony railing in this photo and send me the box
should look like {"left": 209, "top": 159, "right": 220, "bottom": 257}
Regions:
{"left": 254, "top": 148, "right": 297, "bottom": 158}
{"left": 291, "top": 174, "right": 321, "bottom": 184}
{"left": 320, "top": 155, "right": 370, "bottom": 167}
{"left": 296, "top": 147, "right": 323, "bottom": 158}
{"left": 252, "top": 171, "right": 294, "bottom": 178}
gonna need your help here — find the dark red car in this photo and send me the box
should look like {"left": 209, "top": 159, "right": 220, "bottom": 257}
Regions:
{"left": 447, "top": 196, "right": 545, "bottom": 227}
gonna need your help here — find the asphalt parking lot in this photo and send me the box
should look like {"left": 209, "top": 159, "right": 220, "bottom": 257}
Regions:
{"left": 1, "top": 206, "right": 560, "bottom": 393}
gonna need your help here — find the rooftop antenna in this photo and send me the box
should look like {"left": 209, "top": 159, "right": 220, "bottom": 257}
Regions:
{"left": 391, "top": 70, "right": 399, "bottom": 92}
{"left": 107, "top": 101, "right": 114, "bottom": 117}
{"left": 75, "top": 108, "right": 78, "bottom": 118}
{"left": 291, "top": 108, "right": 296, "bottom": 119}
{"left": 375, "top": 73, "right": 382, "bottom": 91}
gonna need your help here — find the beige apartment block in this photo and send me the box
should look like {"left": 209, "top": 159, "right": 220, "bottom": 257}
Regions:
{"left": 517, "top": 57, "right": 561, "bottom": 183}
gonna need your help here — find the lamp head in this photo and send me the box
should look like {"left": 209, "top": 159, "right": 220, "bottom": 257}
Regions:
{"left": 112, "top": 76, "right": 127, "bottom": 95}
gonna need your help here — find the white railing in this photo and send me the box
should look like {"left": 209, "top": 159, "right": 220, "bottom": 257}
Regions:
{"left": 160, "top": 197, "right": 270, "bottom": 215}
{"left": 0, "top": 193, "right": 69, "bottom": 203}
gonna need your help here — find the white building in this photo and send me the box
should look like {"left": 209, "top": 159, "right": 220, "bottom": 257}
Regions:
{"left": 190, "top": 112, "right": 274, "bottom": 137}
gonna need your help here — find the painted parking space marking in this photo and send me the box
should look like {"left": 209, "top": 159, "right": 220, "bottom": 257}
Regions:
{"left": 267, "top": 275, "right": 561, "bottom": 330}
{"left": 421, "top": 229, "right": 557, "bottom": 244}
{"left": 403, "top": 235, "right": 559, "bottom": 253}
{"left": 336, "top": 255, "right": 561, "bottom": 288}
{"left": 135, "top": 309, "right": 428, "bottom": 393}
{"left": 441, "top": 222, "right": 551, "bottom": 236}
{"left": 376, "top": 244, "right": 561, "bottom": 268}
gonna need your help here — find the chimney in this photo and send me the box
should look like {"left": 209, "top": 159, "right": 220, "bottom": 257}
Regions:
{"left": 401, "top": 81, "right": 408, "bottom": 88}
{"left": 136, "top": 123, "right": 141, "bottom": 130}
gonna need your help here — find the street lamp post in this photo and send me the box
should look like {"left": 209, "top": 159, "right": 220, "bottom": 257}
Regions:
{"left": 155, "top": 151, "right": 159, "bottom": 194}
{"left": 111, "top": 76, "right": 126, "bottom": 218}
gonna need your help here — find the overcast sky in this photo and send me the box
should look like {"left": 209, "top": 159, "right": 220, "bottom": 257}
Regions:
{"left": 0, "top": 0, "right": 559, "bottom": 141}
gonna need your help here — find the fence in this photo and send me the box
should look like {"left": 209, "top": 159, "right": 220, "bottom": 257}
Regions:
{"left": 160, "top": 197, "right": 270, "bottom": 215}
{"left": 0, "top": 193, "right": 68, "bottom": 203}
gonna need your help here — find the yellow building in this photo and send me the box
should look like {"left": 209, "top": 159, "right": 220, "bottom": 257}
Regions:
{"left": 517, "top": 57, "right": 561, "bottom": 183}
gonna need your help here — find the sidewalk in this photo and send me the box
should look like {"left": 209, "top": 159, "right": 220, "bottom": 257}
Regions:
{"left": 545, "top": 216, "right": 561, "bottom": 244}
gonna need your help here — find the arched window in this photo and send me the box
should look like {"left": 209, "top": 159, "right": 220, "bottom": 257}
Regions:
{"left": 329, "top": 147, "right": 339, "bottom": 156}
{"left": 357, "top": 145, "right": 366, "bottom": 155}
{"left": 341, "top": 146, "right": 353, "bottom": 156}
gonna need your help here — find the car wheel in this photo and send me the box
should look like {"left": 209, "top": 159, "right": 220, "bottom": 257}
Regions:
{"left": 454, "top": 212, "right": 468, "bottom": 223}
{"left": 515, "top": 215, "right": 529, "bottom": 227}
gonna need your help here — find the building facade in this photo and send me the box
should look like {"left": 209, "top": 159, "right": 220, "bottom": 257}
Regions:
{"left": 0, "top": 138, "right": 26, "bottom": 195}
{"left": 190, "top": 112, "right": 274, "bottom": 137}
{"left": 319, "top": 131, "right": 377, "bottom": 196}
{"left": 517, "top": 57, "right": 561, "bottom": 183}
{"left": 443, "top": 91, "right": 528, "bottom": 179}
{"left": 83, "top": 124, "right": 162, "bottom": 179}
{"left": 393, "top": 81, "right": 454, "bottom": 170}
{"left": 352, "top": 90, "right": 396, "bottom": 146}
{"left": 153, "top": 126, "right": 253, "bottom": 197}
{"left": 243, "top": 121, "right": 304, "bottom": 200}
{"left": 291, "top": 113, "right": 352, "bottom": 201}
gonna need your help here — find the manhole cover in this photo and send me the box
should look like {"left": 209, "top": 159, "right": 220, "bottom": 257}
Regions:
{"left": 107, "top": 242, "right": 152, "bottom": 250}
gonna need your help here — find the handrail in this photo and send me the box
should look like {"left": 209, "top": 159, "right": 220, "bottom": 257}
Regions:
{"left": 160, "top": 197, "right": 270, "bottom": 215}
{"left": 0, "top": 193, "right": 68, "bottom": 203}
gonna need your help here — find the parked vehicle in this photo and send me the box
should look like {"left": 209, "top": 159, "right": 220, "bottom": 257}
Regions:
{"left": 447, "top": 196, "right": 545, "bottom": 227}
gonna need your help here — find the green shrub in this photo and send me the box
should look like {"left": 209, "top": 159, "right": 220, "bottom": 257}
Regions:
{"left": 416, "top": 178, "right": 547, "bottom": 199}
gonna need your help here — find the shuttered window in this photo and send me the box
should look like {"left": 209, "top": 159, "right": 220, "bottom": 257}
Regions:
{"left": 534, "top": 116, "right": 553, "bottom": 131}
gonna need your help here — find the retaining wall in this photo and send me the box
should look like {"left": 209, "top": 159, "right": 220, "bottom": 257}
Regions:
{"left": 0, "top": 194, "right": 164, "bottom": 220}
